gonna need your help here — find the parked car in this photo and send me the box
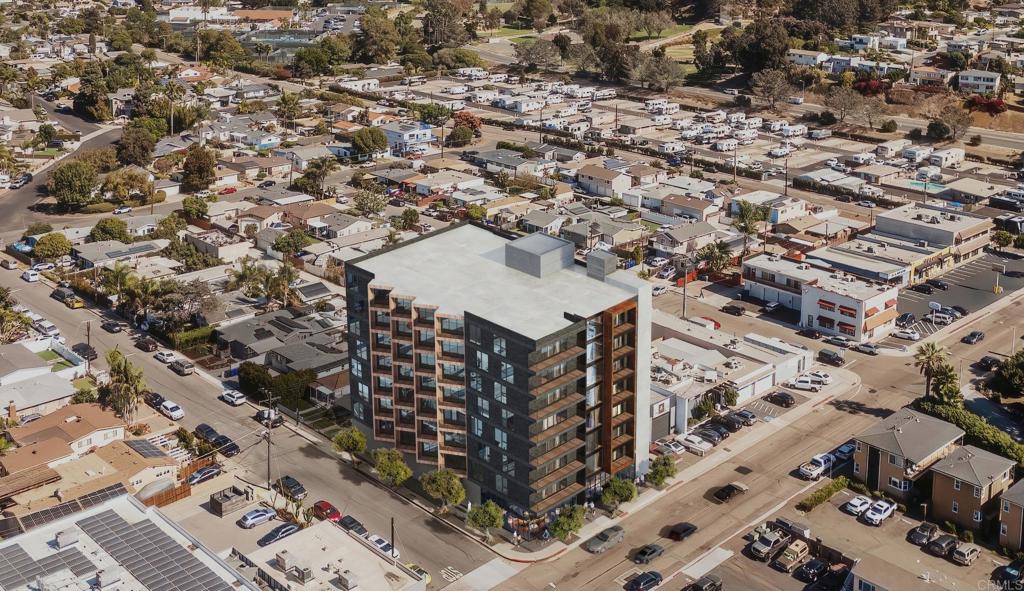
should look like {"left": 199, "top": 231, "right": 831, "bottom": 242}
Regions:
{"left": 806, "top": 371, "right": 833, "bottom": 385}
{"left": 962, "top": 331, "right": 985, "bottom": 344}
{"left": 844, "top": 496, "right": 872, "bottom": 516}
{"left": 238, "top": 507, "right": 276, "bottom": 529}
{"left": 257, "top": 409, "right": 285, "bottom": 428}
{"left": 339, "top": 515, "right": 368, "bottom": 537}
{"left": 795, "top": 558, "right": 829, "bottom": 583}
{"left": 819, "top": 349, "right": 845, "bottom": 366}
{"left": 212, "top": 435, "right": 240, "bottom": 457}
{"left": 996, "top": 559, "right": 1024, "bottom": 588}
{"left": 101, "top": 321, "right": 123, "bottom": 333}
{"left": 686, "top": 574, "right": 722, "bottom": 591}
{"left": 368, "top": 534, "right": 400, "bottom": 559}
{"left": 732, "top": 409, "right": 757, "bottom": 426}
{"left": 21, "top": 270, "right": 39, "bottom": 282}
{"left": 862, "top": 499, "right": 896, "bottom": 525}
{"left": 679, "top": 433, "right": 713, "bottom": 453}
{"left": 159, "top": 400, "right": 184, "bottom": 420}
{"left": 257, "top": 523, "right": 300, "bottom": 547}
{"left": 751, "top": 529, "right": 790, "bottom": 561}
{"left": 951, "top": 305, "right": 968, "bottom": 317}
{"left": 72, "top": 342, "right": 97, "bottom": 361}
{"left": 798, "top": 453, "right": 835, "bottom": 480}
{"left": 405, "top": 564, "right": 430, "bottom": 584}
{"left": 219, "top": 187, "right": 237, "bottom": 195}
{"left": 908, "top": 522, "right": 939, "bottom": 546}
{"left": 763, "top": 301, "right": 782, "bottom": 313}
{"left": 788, "top": 376, "right": 821, "bottom": 392}
{"left": 657, "top": 267, "right": 675, "bottom": 279}
{"left": 169, "top": 359, "right": 195, "bottom": 375}
{"left": 154, "top": 350, "right": 175, "bottom": 363}
{"left": 797, "top": 328, "right": 822, "bottom": 339}
{"left": 668, "top": 522, "right": 697, "bottom": 541}
{"left": 952, "top": 543, "right": 980, "bottom": 566}
{"left": 634, "top": 544, "right": 664, "bottom": 565}
{"left": 910, "top": 283, "right": 934, "bottom": 295}
{"left": 136, "top": 337, "right": 159, "bottom": 352}
{"left": 221, "top": 389, "right": 246, "bottom": 406}
{"left": 896, "top": 312, "right": 916, "bottom": 327}
{"left": 823, "top": 335, "right": 853, "bottom": 348}
{"left": 712, "top": 481, "right": 749, "bottom": 503}
{"left": 584, "top": 525, "right": 625, "bottom": 553}
{"left": 834, "top": 441, "right": 855, "bottom": 460}
{"left": 721, "top": 304, "right": 745, "bottom": 316}
{"left": 194, "top": 423, "right": 219, "bottom": 443}
{"left": 765, "top": 391, "right": 795, "bottom": 407}
{"left": 313, "top": 500, "right": 342, "bottom": 522}
{"left": 652, "top": 285, "right": 668, "bottom": 297}
{"left": 927, "top": 278, "right": 949, "bottom": 290}
{"left": 186, "top": 465, "right": 222, "bottom": 485}
{"left": 694, "top": 429, "right": 722, "bottom": 446}
{"left": 113, "top": 206, "right": 132, "bottom": 215}
{"left": 705, "top": 423, "right": 731, "bottom": 439}
{"left": 978, "top": 356, "right": 1002, "bottom": 371}
{"left": 1, "top": 259, "right": 17, "bottom": 270}
{"left": 274, "top": 475, "right": 307, "bottom": 500}
{"left": 712, "top": 414, "right": 743, "bottom": 432}
{"left": 31, "top": 262, "right": 55, "bottom": 272}
{"left": 894, "top": 328, "right": 921, "bottom": 341}
{"left": 144, "top": 391, "right": 165, "bottom": 408}
{"left": 657, "top": 440, "right": 686, "bottom": 455}
{"left": 625, "top": 572, "right": 663, "bottom": 591}
{"left": 258, "top": 180, "right": 277, "bottom": 189}
{"left": 853, "top": 342, "right": 879, "bottom": 355}
{"left": 926, "top": 534, "right": 958, "bottom": 557}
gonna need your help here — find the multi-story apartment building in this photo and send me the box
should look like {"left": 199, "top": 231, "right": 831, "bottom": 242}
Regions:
{"left": 345, "top": 224, "right": 651, "bottom": 516}
{"left": 741, "top": 254, "right": 900, "bottom": 343}
{"left": 1000, "top": 480, "right": 1024, "bottom": 551}
{"left": 930, "top": 445, "right": 1014, "bottom": 531}
{"left": 957, "top": 69, "right": 1002, "bottom": 94}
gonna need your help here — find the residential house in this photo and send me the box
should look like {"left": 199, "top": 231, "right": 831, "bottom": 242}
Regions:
{"left": 520, "top": 211, "right": 568, "bottom": 235}
{"left": 282, "top": 202, "right": 341, "bottom": 238}
{"left": 930, "top": 445, "right": 1015, "bottom": 531}
{"left": 471, "top": 149, "right": 547, "bottom": 177}
{"left": 320, "top": 213, "right": 374, "bottom": 239}
{"left": 213, "top": 308, "right": 344, "bottom": 362}
{"left": 909, "top": 66, "right": 955, "bottom": 88}
{"left": 851, "top": 408, "right": 964, "bottom": 500}
{"left": 625, "top": 164, "right": 668, "bottom": 187}
{"left": 266, "top": 337, "right": 348, "bottom": 379}
{"left": 206, "top": 200, "right": 258, "bottom": 231}
{"left": 380, "top": 121, "right": 433, "bottom": 155}
{"left": 223, "top": 157, "right": 292, "bottom": 180}
{"left": 649, "top": 222, "right": 718, "bottom": 258}
{"left": 183, "top": 229, "right": 251, "bottom": 262}
{"left": 660, "top": 195, "right": 720, "bottom": 222}
{"left": 576, "top": 165, "right": 631, "bottom": 198}
{"left": 786, "top": 49, "right": 829, "bottom": 67}
{"left": 273, "top": 145, "right": 335, "bottom": 172}
{"left": 107, "top": 88, "right": 135, "bottom": 122}
{"left": 958, "top": 69, "right": 1002, "bottom": 93}
{"left": 0, "top": 404, "right": 124, "bottom": 476}
{"left": 71, "top": 239, "right": 169, "bottom": 269}
{"left": 559, "top": 212, "right": 646, "bottom": 248}
{"left": 999, "top": 479, "right": 1024, "bottom": 551}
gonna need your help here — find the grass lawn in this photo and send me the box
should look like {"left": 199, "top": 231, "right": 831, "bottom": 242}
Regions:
{"left": 665, "top": 45, "right": 693, "bottom": 62}
{"left": 640, "top": 220, "right": 661, "bottom": 232}
{"left": 37, "top": 350, "right": 59, "bottom": 362}
{"left": 52, "top": 361, "right": 73, "bottom": 372}
{"left": 509, "top": 35, "right": 537, "bottom": 44}
{"left": 73, "top": 377, "right": 95, "bottom": 391}
{"left": 489, "top": 26, "right": 535, "bottom": 38}
{"left": 629, "top": 23, "right": 693, "bottom": 42}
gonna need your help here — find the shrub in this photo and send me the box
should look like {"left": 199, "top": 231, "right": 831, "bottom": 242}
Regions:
{"left": 848, "top": 480, "right": 870, "bottom": 495}
{"left": 909, "top": 128, "right": 923, "bottom": 140}
{"left": 169, "top": 325, "right": 213, "bottom": 350}
{"left": 941, "top": 520, "right": 958, "bottom": 534}
{"left": 81, "top": 202, "right": 118, "bottom": 214}
{"left": 968, "top": 134, "right": 982, "bottom": 146}
{"left": 601, "top": 478, "right": 638, "bottom": 506}
{"left": 795, "top": 476, "right": 848, "bottom": 512}
{"left": 915, "top": 400, "right": 1024, "bottom": 465}
{"left": 549, "top": 505, "right": 585, "bottom": 541}
{"left": 647, "top": 455, "right": 677, "bottom": 487}
{"left": 880, "top": 119, "right": 898, "bottom": 133}
{"left": 818, "top": 111, "right": 838, "bottom": 125}
{"left": 960, "top": 529, "right": 974, "bottom": 543}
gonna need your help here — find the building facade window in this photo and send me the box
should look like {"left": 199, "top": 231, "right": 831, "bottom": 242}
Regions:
{"left": 1002, "top": 523, "right": 1009, "bottom": 536}
{"left": 470, "top": 417, "right": 483, "bottom": 437}
{"left": 889, "top": 453, "right": 898, "bottom": 466}
{"left": 495, "top": 428, "right": 507, "bottom": 450}
{"left": 974, "top": 486, "right": 982, "bottom": 498}
{"left": 1005, "top": 500, "right": 1011, "bottom": 513}
{"left": 494, "top": 382, "right": 507, "bottom": 404}
{"left": 478, "top": 398, "right": 490, "bottom": 419}
{"left": 501, "top": 361, "right": 514, "bottom": 384}
{"left": 954, "top": 479, "right": 961, "bottom": 491}
{"left": 952, "top": 500, "right": 959, "bottom": 514}
{"left": 973, "top": 510, "right": 983, "bottom": 522}
{"left": 853, "top": 462, "right": 859, "bottom": 474}
{"left": 495, "top": 473, "right": 507, "bottom": 494}
{"left": 476, "top": 350, "right": 489, "bottom": 372}
{"left": 493, "top": 337, "right": 506, "bottom": 357}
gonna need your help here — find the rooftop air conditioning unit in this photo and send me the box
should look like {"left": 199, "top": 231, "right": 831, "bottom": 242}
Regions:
{"left": 55, "top": 529, "right": 78, "bottom": 548}
{"left": 96, "top": 568, "right": 124, "bottom": 589}
{"left": 337, "top": 570, "right": 359, "bottom": 590}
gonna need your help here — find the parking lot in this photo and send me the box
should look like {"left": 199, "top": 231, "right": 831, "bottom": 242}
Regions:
{"left": 704, "top": 486, "right": 1006, "bottom": 591}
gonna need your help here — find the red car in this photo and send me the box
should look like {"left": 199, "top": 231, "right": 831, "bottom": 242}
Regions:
{"left": 313, "top": 500, "right": 341, "bottom": 522}
{"left": 219, "top": 187, "right": 237, "bottom": 195}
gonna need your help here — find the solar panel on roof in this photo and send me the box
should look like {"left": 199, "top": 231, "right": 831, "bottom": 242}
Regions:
{"left": 125, "top": 439, "right": 168, "bottom": 459}
{"left": 0, "top": 544, "right": 97, "bottom": 589}
{"left": 20, "top": 500, "right": 82, "bottom": 530}
{"left": 78, "top": 483, "right": 129, "bottom": 508}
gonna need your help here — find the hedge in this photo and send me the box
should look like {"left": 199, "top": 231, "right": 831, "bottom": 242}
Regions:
{"left": 169, "top": 325, "right": 214, "bottom": 351}
{"left": 795, "top": 476, "right": 849, "bottom": 512}
{"left": 915, "top": 400, "right": 1024, "bottom": 466}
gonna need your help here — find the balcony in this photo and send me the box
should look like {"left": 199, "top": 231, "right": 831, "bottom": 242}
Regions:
{"left": 530, "top": 438, "right": 585, "bottom": 466}
{"left": 529, "top": 392, "right": 584, "bottom": 420}
{"left": 531, "top": 482, "right": 584, "bottom": 513}
{"left": 392, "top": 306, "right": 413, "bottom": 318}
{"left": 439, "top": 373, "right": 466, "bottom": 387}
{"left": 530, "top": 346, "right": 584, "bottom": 371}
{"left": 441, "top": 415, "right": 467, "bottom": 428}
{"left": 610, "top": 456, "right": 634, "bottom": 476}
{"left": 610, "top": 432, "right": 633, "bottom": 449}
{"left": 531, "top": 369, "right": 584, "bottom": 396}
{"left": 415, "top": 316, "right": 436, "bottom": 328}
{"left": 415, "top": 338, "right": 436, "bottom": 349}
{"left": 369, "top": 298, "right": 390, "bottom": 310}
{"left": 612, "top": 366, "right": 634, "bottom": 383}
{"left": 612, "top": 345, "right": 635, "bottom": 359}
{"left": 611, "top": 389, "right": 634, "bottom": 406}
{"left": 439, "top": 350, "right": 465, "bottom": 362}
{"left": 610, "top": 411, "right": 633, "bottom": 429}
{"left": 530, "top": 415, "right": 585, "bottom": 443}
{"left": 530, "top": 461, "right": 583, "bottom": 491}
{"left": 612, "top": 322, "right": 635, "bottom": 336}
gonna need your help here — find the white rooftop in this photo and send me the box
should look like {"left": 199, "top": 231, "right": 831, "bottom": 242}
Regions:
{"left": 744, "top": 254, "right": 889, "bottom": 300}
{"left": 355, "top": 225, "right": 643, "bottom": 340}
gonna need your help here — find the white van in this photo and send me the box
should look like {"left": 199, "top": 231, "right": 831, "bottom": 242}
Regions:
{"left": 444, "top": 85, "right": 469, "bottom": 95}
{"left": 651, "top": 114, "right": 672, "bottom": 126}
{"left": 32, "top": 319, "right": 60, "bottom": 337}
{"left": 929, "top": 312, "right": 954, "bottom": 326}
{"left": 672, "top": 119, "right": 693, "bottom": 131}
{"left": 851, "top": 153, "right": 874, "bottom": 165}
{"left": 781, "top": 124, "right": 807, "bottom": 138}
{"left": 645, "top": 98, "right": 668, "bottom": 112}
{"left": 592, "top": 89, "right": 616, "bottom": 100}
{"left": 788, "top": 376, "right": 822, "bottom": 392}
{"left": 20, "top": 270, "right": 39, "bottom": 282}
{"left": 714, "top": 138, "right": 738, "bottom": 152}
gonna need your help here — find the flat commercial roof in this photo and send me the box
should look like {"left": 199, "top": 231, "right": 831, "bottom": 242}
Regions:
{"left": 744, "top": 254, "right": 886, "bottom": 300}
{"left": 354, "top": 225, "right": 642, "bottom": 340}
{"left": 876, "top": 203, "right": 991, "bottom": 234}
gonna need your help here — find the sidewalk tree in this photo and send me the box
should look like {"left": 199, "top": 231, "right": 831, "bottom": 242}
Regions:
{"left": 696, "top": 240, "right": 732, "bottom": 275}
{"left": 647, "top": 455, "right": 677, "bottom": 486}
{"left": 993, "top": 230, "right": 1013, "bottom": 250}
{"left": 601, "top": 477, "right": 637, "bottom": 508}
{"left": 453, "top": 111, "right": 482, "bottom": 131}
{"left": 400, "top": 208, "right": 420, "bottom": 230}
{"left": 420, "top": 469, "right": 466, "bottom": 513}
{"left": 332, "top": 427, "right": 367, "bottom": 465}
{"left": 373, "top": 448, "right": 413, "bottom": 488}
{"left": 34, "top": 232, "right": 71, "bottom": 261}
{"left": 914, "top": 342, "right": 949, "bottom": 399}
{"left": 89, "top": 217, "right": 130, "bottom": 243}
{"left": 353, "top": 184, "right": 387, "bottom": 216}
{"left": 549, "top": 504, "right": 585, "bottom": 541}
{"left": 182, "top": 195, "right": 209, "bottom": 220}
{"left": 751, "top": 69, "right": 792, "bottom": 110}
{"left": 270, "top": 368, "right": 314, "bottom": 410}
{"left": 238, "top": 361, "right": 272, "bottom": 400}
{"left": 273, "top": 229, "right": 313, "bottom": 257}
{"left": 466, "top": 500, "right": 504, "bottom": 542}
{"left": 49, "top": 160, "right": 98, "bottom": 208}
{"left": 352, "top": 127, "right": 388, "bottom": 156}
{"left": 447, "top": 125, "right": 474, "bottom": 147}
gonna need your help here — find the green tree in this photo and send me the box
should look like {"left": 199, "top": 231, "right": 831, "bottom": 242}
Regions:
{"left": 447, "top": 125, "right": 474, "bottom": 146}
{"left": 117, "top": 126, "right": 156, "bottom": 166}
{"left": 300, "top": 156, "right": 339, "bottom": 198}
{"left": 722, "top": 386, "right": 739, "bottom": 407}
{"left": 332, "top": 426, "right": 367, "bottom": 464}
{"left": 34, "top": 232, "right": 71, "bottom": 261}
{"left": 930, "top": 362, "right": 963, "bottom": 406}
{"left": 927, "top": 119, "right": 952, "bottom": 140}
{"left": 549, "top": 505, "right": 585, "bottom": 541}
{"left": 71, "top": 386, "right": 98, "bottom": 404}
{"left": 373, "top": 448, "right": 413, "bottom": 488}
{"left": 696, "top": 240, "right": 731, "bottom": 275}
{"left": 420, "top": 469, "right": 466, "bottom": 513}
{"left": 647, "top": 454, "right": 677, "bottom": 486}
{"left": 466, "top": 500, "right": 504, "bottom": 542}
{"left": 291, "top": 47, "right": 330, "bottom": 79}
{"left": 453, "top": 111, "right": 482, "bottom": 131}
{"left": 34, "top": 124, "right": 58, "bottom": 147}
{"left": 914, "top": 342, "right": 950, "bottom": 399}
{"left": 351, "top": 127, "right": 388, "bottom": 155}
{"left": 731, "top": 201, "right": 768, "bottom": 266}
{"left": 182, "top": 144, "right": 216, "bottom": 191}
{"left": 89, "top": 217, "right": 130, "bottom": 243}
{"left": 417, "top": 103, "right": 452, "bottom": 126}
{"left": 49, "top": 160, "right": 98, "bottom": 208}
{"left": 270, "top": 368, "right": 315, "bottom": 409}
{"left": 0, "top": 308, "right": 31, "bottom": 344}
{"left": 273, "top": 229, "right": 313, "bottom": 257}
{"left": 353, "top": 185, "right": 387, "bottom": 216}
{"left": 400, "top": 208, "right": 420, "bottom": 229}
{"left": 355, "top": 7, "right": 400, "bottom": 64}
{"left": 103, "top": 169, "right": 154, "bottom": 204}
{"left": 24, "top": 222, "right": 52, "bottom": 237}
{"left": 182, "top": 195, "right": 209, "bottom": 219}
{"left": 104, "top": 348, "right": 147, "bottom": 425}
{"left": 466, "top": 203, "right": 486, "bottom": 221}
{"left": 751, "top": 69, "right": 793, "bottom": 110}
{"left": 276, "top": 91, "right": 302, "bottom": 131}
{"left": 238, "top": 361, "right": 272, "bottom": 399}
{"left": 993, "top": 230, "right": 1014, "bottom": 250}
{"left": 600, "top": 477, "right": 637, "bottom": 507}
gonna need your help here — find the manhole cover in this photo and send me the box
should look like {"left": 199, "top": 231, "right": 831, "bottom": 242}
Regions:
{"left": 735, "top": 466, "right": 753, "bottom": 475}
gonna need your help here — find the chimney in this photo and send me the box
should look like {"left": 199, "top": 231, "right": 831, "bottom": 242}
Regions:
{"left": 7, "top": 401, "right": 15, "bottom": 423}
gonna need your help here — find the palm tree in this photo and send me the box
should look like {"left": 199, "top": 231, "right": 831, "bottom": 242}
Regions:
{"left": 696, "top": 240, "right": 732, "bottom": 276}
{"left": 271, "top": 262, "right": 299, "bottom": 307}
{"left": 254, "top": 42, "right": 272, "bottom": 63}
{"left": 227, "top": 257, "right": 269, "bottom": 298}
{"left": 303, "top": 157, "right": 340, "bottom": 198}
{"left": 0, "top": 146, "right": 17, "bottom": 176}
{"left": 276, "top": 91, "right": 301, "bottom": 132}
{"left": 914, "top": 342, "right": 949, "bottom": 399}
{"left": 163, "top": 80, "right": 186, "bottom": 135}
{"left": 105, "top": 349, "right": 147, "bottom": 426}
{"left": 929, "top": 362, "right": 962, "bottom": 405}
{"left": 731, "top": 201, "right": 769, "bottom": 267}
{"left": 102, "top": 262, "right": 137, "bottom": 304}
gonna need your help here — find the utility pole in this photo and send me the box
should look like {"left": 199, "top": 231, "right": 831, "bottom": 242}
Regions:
{"left": 391, "top": 517, "right": 397, "bottom": 563}
{"left": 86, "top": 321, "right": 91, "bottom": 346}
{"left": 262, "top": 394, "right": 280, "bottom": 490}
{"left": 784, "top": 157, "right": 789, "bottom": 196}
{"left": 680, "top": 257, "right": 690, "bottom": 319}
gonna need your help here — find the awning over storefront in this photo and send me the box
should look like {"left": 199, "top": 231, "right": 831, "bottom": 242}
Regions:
{"left": 885, "top": 298, "right": 897, "bottom": 308}
{"left": 838, "top": 305, "right": 857, "bottom": 315}
{"left": 864, "top": 307, "right": 899, "bottom": 331}
{"left": 865, "top": 307, "right": 879, "bottom": 317}
{"left": 818, "top": 299, "right": 835, "bottom": 308}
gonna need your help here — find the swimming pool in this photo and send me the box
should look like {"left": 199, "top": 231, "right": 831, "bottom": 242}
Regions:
{"left": 909, "top": 180, "right": 946, "bottom": 191}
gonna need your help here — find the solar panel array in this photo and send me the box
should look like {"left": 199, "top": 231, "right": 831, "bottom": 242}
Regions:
{"left": 19, "top": 501, "right": 82, "bottom": 531}
{"left": 125, "top": 439, "right": 168, "bottom": 459}
{"left": 78, "top": 483, "right": 129, "bottom": 510}
{"left": 0, "top": 544, "right": 96, "bottom": 589}
{"left": 77, "top": 510, "right": 233, "bottom": 591}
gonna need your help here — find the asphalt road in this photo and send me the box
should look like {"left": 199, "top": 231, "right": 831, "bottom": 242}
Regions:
{"left": 0, "top": 269, "right": 493, "bottom": 589}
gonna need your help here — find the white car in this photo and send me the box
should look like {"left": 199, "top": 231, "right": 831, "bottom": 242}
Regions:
{"left": 862, "top": 500, "right": 896, "bottom": 525}
{"left": 806, "top": 371, "right": 832, "bottom": 385}
{"left": 678, "top": 433, "right": 713, "bottom": 454}
{"left": 825, "top": 158, "right": 839, "bottom": 168}
{"left": 768, "top": 146, "right": 791, "bottom": 158}
{"left": 658, "top": 440, "right": 686, "bottom": 455}
{"left": 648, "top": 257, "right": 669, "bottom": 268}
{"left": 221, "top": 389, "right": 246, "bottom": 406}
{"left": 652, "top": 286, "right": 668, "bottom": 297}
{"left": 893, "top": 328, "right": 921, "bottom": 341}
{"left": 154, "top": 351, "right": 176, "bottom": 364}
{"left": 799, "top": 453, "right": 836, "bottom": 480}
{"left": 367, "top": 534, "right": 400, "bottom": 559}
{"left": 723, "top": 89, "right": 739, "bottom": 96}
{"left": 844, "top": 496, "right": 872, "bottom": 516}
{"left": 159, "top": 400, "right": 185, "bottom": 421}
{"left": 31, "top": 262, "right": 55, "bottom": 272}
{"left": 113, "top": 206, "right": 132, "bottom": 215}
{"left": 21, "top": 270, "right": 40, "bottom": 282}
{"left": 194, "top": 190, "right": 212, "bottom": 198}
